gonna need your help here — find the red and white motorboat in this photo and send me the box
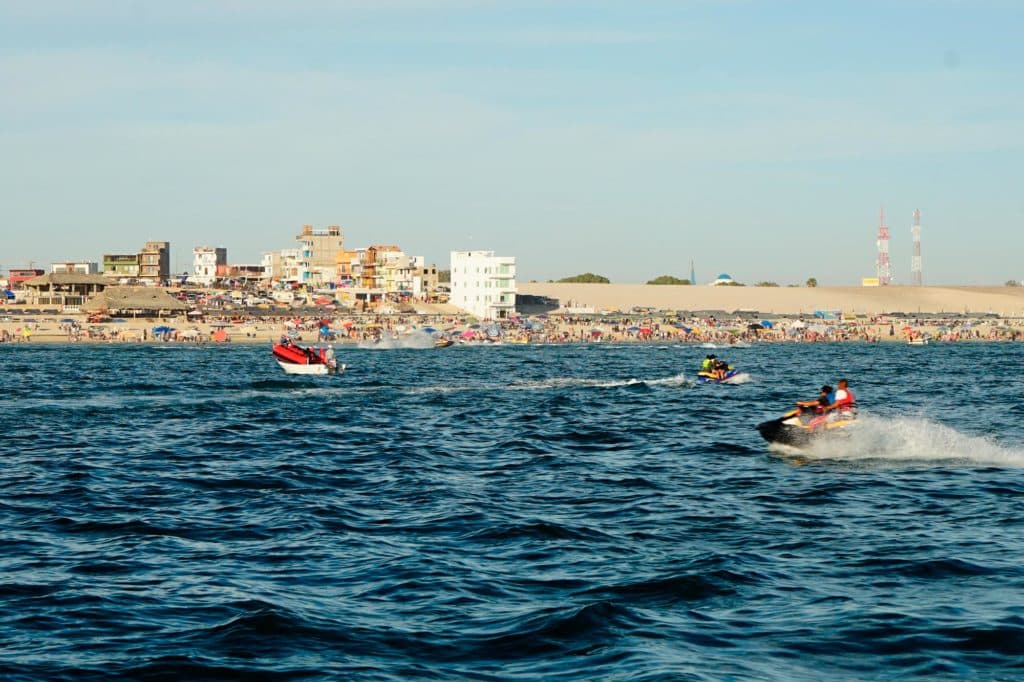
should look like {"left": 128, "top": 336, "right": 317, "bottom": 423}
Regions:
{"left": 272, "top": 341, "right": 344, "bottom": 375}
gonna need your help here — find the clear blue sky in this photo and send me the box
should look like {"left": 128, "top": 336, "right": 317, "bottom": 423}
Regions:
{"left": 1, "top": 0, "right": 1022, "bottom": 285}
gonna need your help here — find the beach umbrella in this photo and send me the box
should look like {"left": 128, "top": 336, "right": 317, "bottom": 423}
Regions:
{"left": 760, "top": 320, "right": 774, "bottom": 328}
{"left": 626, "top": 326, "right": 640, "bottom": 332}
{"left": 469, "top": 324, "right": 481, "bottom": 329}
{"left": 747, "top": 323, "right": 763, "bottom": 331}
{"left": 422, "top": 326, "right": 437, "bottom": 333}
{"left": 61, "top": 318, "right": 76, "bottom": 323}
{"left": 187, "top": 310, "right": 203, "bottom": 316}
{"left": 460, "top": 330, "right": 476, "bottom": 339}
{"left": 151, "top": 325, "right": 174, "bottom": 333}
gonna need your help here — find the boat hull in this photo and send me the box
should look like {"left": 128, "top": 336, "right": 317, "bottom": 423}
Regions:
{"left": 272, "top": 343, "right": 342, "bottom": 375}
{"left": 277, "top": 360, "right": 330, "bottom": 375}
{"left": 697, "top": 370, "right": 740, "bottom": 384}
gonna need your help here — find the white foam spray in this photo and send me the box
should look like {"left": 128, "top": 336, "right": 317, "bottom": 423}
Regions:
{"left": 796, "top": 414, "right": 1024, "bottom": 468}
{"left": 358, "top": 332, "right": 436, "bottom": 350}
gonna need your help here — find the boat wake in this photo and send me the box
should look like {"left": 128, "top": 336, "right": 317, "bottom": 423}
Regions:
{"left": 392, "top": 373, "right": 697, "bottom": 395}
{"left": 699, "top": 342, "right": 752, "bottom": 349}
{"left": 787, "top": 415, "right": 1024, "bottom": 468}
{"left": 358, "top": 332, "right": 436, "bottom": 350}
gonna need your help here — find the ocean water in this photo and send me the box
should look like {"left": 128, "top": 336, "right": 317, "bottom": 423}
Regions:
{"left": 2, "top": 342, "right": 1023, "bottom": 680}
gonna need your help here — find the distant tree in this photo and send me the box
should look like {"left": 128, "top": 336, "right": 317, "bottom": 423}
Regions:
{"left": 754, "top": 281, "right": 780, "bottom": 287}
{"left": 557, "top": 273, "right": 610, "bottom": 284}
{"left": 646, "top": 275, "right": 690, "bottom": 285}
{"left": 721, "top": 280, "right": 745, "bottom": 286}
{"left": 438, "top": 270, "right": 451, "bottom": 283}
{"left": 1006, "top": 279, "right": 1021, "bottom": 287}
{"left": 806, "top": 277, "right": 818, "bottom": 288}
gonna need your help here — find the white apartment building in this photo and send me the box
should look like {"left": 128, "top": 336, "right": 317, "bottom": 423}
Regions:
{"left": 192, "top": 247, "right": 227, "bottom": 286}
{"left": 450, "top": 251, "right": 516, "bottom": 320}
{"left": 261, "top": 249, "right": 304, "bottom": 284}
{"left": 51, "top": 261, "right": 99, "bottom": 275}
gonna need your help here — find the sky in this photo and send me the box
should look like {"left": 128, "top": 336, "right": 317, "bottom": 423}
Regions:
{"left": 1, "top": 0, "right": 1022, "bottom": 285}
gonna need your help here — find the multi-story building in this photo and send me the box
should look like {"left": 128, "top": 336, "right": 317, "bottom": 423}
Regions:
{"left": 260, "top": 252, "right": 279, "bottom": 282}
{"left": 450, "top": 251, "right": 517, "bottom": 320}
{"left": 381, "top": 252, "right": 423, "bottom": 294}
{"left": 51, "top": 261, "right": 99, "bottom": 275}
{"left": 102, "top": 254, "right": 139, "bottom": 279}
{"left": 261, "top": 249, "right": 305, "bottom": 284}
{"left": 335, "top": 249, "right": 360, "bottom": 285}
{"left": 414, "top": 265, "right": 440, "bottom": 298}
{"left": 138, "top": 241, "right": 170, "bottom": 285}
{"left": 296, "top": 224, "right": 344, "bottom": 284}
{"left": 192, "top": 247, "right": 227, "bottom": 286}
{"left": 7, "top": 268, "right": 45, "bottom": 289}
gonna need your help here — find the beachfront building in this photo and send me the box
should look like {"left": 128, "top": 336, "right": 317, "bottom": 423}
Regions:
{"left": 332, "top": 245, "right": 434, "bottom": 309}
{"left": 22, "top": 272, "right": 110, "bottom": 308}
{"left": 335, "top": 249, "right": 359, "bottom": 286}
{"left": 51, "top": 261, "right": 99, "bottom": 275}
{"left": 296, "top": 224, "right": 344, "bottom": 285}
{"left": 103, "top": 254, "right": 140, "bottom": 279}
{"left": 138, "top": 241, "right": 170, "bottom": 285}
{"left": 414, "top": 265, "right": 440, "bottom": 298}
{"left": 450, "top": 250, "right": 517, "bottom": 320}
{"left": 7, "top": 268, "right": 45, "bottom": 289}
{"left": 192, "top": 247, "right": 227, "bottom": 286}
{"left": 261, "top": 249, "right": 305, "bottom": 285}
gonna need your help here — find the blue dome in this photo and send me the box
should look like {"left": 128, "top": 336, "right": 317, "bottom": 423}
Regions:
{"left": 716, "top": 273, "right": 732, "bottom": 279}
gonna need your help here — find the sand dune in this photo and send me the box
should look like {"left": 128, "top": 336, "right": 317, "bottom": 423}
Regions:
{"left": 518, "top": 284, "right": 1024, "bottom": 317}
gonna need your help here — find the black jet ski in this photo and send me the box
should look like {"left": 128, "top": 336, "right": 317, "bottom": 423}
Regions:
{"left": 756, "top": 409, "right": 856, "bottom": 447}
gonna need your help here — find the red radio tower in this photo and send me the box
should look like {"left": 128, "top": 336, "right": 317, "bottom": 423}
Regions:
{"left": 876, "top": 207, "right": 891, "bottom": 285}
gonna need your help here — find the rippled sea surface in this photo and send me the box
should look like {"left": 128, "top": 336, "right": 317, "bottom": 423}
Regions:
{"left": 2, "top": 342, "right": 1023, "bottom": 680}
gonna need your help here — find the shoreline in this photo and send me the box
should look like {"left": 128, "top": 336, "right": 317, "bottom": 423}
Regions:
{"left": 3, "top": 284, "right": 1024, "bottom": 346}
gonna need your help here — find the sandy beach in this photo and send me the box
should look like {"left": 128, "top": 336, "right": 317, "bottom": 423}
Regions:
{"left": 2, "top": 283, "right": 1023, "bottom": 346}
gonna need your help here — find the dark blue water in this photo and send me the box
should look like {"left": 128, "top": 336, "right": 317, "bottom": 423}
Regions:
{"left": 2, "top": 342, "right": 1023, "bottom": 680}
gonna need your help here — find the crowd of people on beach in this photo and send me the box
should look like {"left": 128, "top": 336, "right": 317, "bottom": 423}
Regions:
{"left": 1, "top": 309, "right": 1022, "bottom": 345}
